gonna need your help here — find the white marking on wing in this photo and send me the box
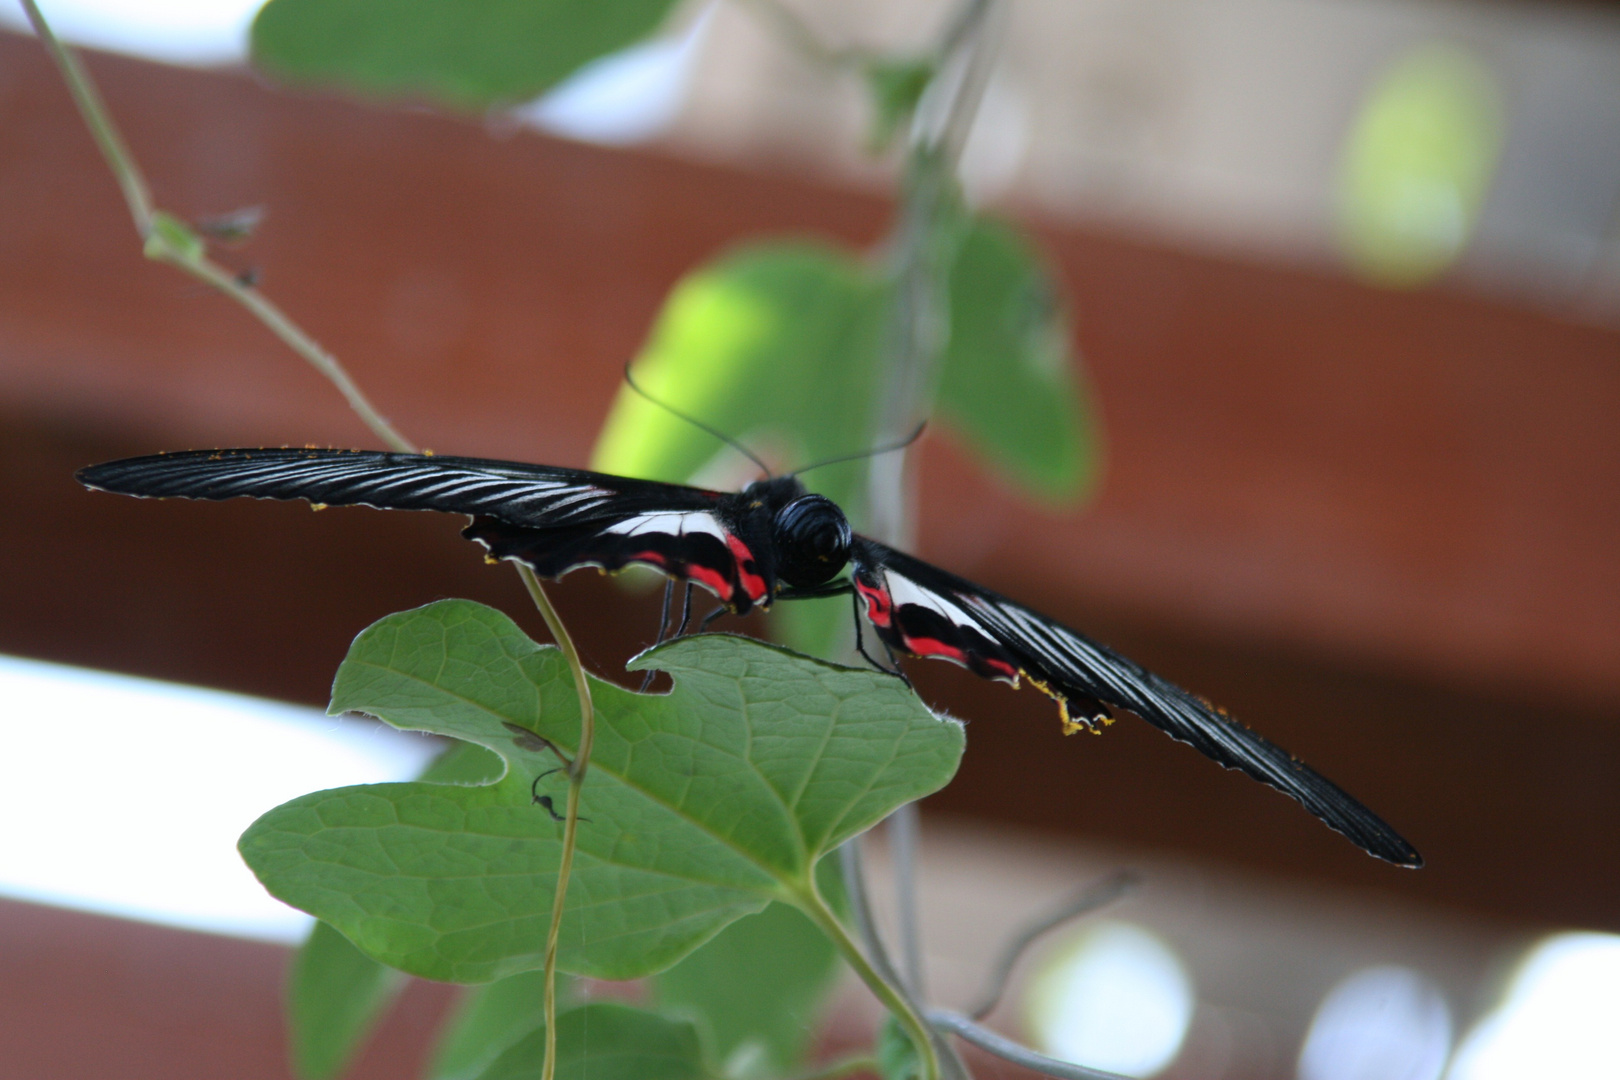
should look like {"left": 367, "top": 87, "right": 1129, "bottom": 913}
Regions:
{"left": 888, "top": 574, "right": 983, "bottom": 631}
{"left": 603, "top": 512, "right": 727, "bottom": 540}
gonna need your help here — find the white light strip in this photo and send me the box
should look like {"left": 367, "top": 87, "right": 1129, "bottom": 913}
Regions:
{"left": 0, "top": 0, "right": 708, "bottom": 147}
{"left": 0, "top": 0, "right": 261, "bottom": 66}
{"left": 0, "top": 654, "right": 438, "bottom": 942}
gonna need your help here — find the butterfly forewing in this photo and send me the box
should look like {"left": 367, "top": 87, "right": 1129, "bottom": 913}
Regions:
{"left": 76, "top": 448, "right": 770, "bottom": 610}
{"left": 76, "top": 448, "right": 721, "bottom": 524}
{"left": 852, "top": 539, "right": 1422, "bottom": 868}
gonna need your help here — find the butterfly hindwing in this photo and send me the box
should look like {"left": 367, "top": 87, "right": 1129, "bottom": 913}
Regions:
{"left": 465, "top": 511, "right": 771, "bottom": 611}
{"left": 76, "top": 448, "right": 772, "bottom": 611}
{"left": 851, "top": 538, "right": 1422, "bottom": 867}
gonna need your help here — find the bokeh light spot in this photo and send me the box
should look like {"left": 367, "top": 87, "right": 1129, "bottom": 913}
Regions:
{"left": 1025, "top": 920, "right": 1194, "bottom": 1078}
{"left": 1336, "top": 44, "right": 1504, "bottom": 288}
{"left": 1447, "top": 932, "right": 1620, "bottom": 1080}
{"left": 1298, "top": 965, "right": 1452, "bottom": 1080}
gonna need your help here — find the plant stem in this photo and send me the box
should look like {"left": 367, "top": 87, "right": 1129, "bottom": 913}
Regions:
{"left": 159, "top": 254, "right": 416, "bottom": 453}
{"left": 926, "top": 1010, "right": 1132, "bottom": 1080}
{"left": 796, "top": 879, "right": 941, "bottom": 1080}
{"left": 18, "top": 0, "right": 149, "bottom": 237}
{"left": 888, "top": 800, "right": 923, "bottom": 994}
{"left": 24, "top": 11, "right": 595, "bottom": 1078}
{"left": 967, "top": 870, "right": 1140, "bottom": 1020}
{"left": 519, "top": 564, "right": 596, "bottom": 1080}
{"left": 856, "top": 0, "right": 1001, "bottom": 1039}
{"left": 19, "top": 0, "right": 414, "bottom": 455}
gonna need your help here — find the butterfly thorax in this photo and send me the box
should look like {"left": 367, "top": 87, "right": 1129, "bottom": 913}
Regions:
{"left": 736, "top": 476, "right": 853, "bottom": 591}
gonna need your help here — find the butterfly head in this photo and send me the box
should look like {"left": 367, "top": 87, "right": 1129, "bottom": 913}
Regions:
{"left": 772, "top": 493, "right": 852, "bottom": 588}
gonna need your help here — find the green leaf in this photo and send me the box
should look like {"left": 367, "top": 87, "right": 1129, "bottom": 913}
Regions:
{"left": 650, "top": 900, "right": 840, "bottom": 1076}
{"left": 592, "top": 241, "right": 889, "bottom": 657}
{"left": 144, "top": 210, "right": 204, "bottom": 263}
{"left": 937, "top": 217, "right": 1099, "bottom": 504}
{"left": 593, "top": 241, "right": 886, "bottom": 515}
{"left": 250, "top": 0, "right": 680, "bottom": 110}
{"left": 429, "top": 969, "right": 554, "bottom": 1080}
{"left": 420, "top": 740, "right": 506, "bottom": 786}
{"left": 876, "top": 1015, "right": 921, "bottom": 1080}
{"left": 864, "top": 59, "right": 935, "bottom": 151}
{"left": 284, "top": 742, "right": 503, "bottom": 1080}
{"left": 475, "top": 1003, "right": 706, "bottom": 1080}
{"left": 239, "top": 600, "right": 961, "bottom": 983}
{"left": 287, "top": 919, "right": 406, "bottom": 1080}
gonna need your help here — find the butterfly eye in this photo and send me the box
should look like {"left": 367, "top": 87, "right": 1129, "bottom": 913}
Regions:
{"left": 772, "top": 495, "right": 852, "bottom": 587}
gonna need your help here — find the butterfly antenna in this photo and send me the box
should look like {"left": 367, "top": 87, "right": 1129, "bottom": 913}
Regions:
{"left": 787, "top": 421, "right": 928, "bottom": 479}
{"left": 622, "top": 363, "right": 772, "bottom": 478}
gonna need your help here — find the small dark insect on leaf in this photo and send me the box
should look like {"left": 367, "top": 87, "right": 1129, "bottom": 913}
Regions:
{"left": 502, "top": 720, "right": 557, "bottom": 755}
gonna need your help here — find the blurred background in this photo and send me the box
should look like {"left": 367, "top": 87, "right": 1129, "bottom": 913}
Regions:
{"left": 0, "top": 0, "right": 1616, "bottom": 1077}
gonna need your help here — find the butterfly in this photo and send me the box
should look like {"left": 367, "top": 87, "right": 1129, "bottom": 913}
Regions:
{"left": 77, "top": 446, "right": 1421, "bottom": 867}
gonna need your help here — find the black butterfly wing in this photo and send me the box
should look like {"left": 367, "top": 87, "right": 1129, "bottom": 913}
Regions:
{"left": 77, "top": 448, "right": 771, "bottom": 610}
{"left": 852, "top": 538, "right": 1422, "bottom": 867}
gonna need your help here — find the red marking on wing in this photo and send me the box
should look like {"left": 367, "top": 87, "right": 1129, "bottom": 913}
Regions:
{"left": 685, "top": 561, "right": 733, "bottom": 600}
{"left": 982, "top": 657, "right": 1019, "bottom": 680}
{"left": 900, "top": 635, "right": 969, "bottom": 664}
{"left": 726, "top": 534, "right": 768, "bottom": 602}
{"left": 856, "top": 579, "right": 892, "bottom": 627}
{"left": 629, "top": 550, "right": 667, "bottom": 567}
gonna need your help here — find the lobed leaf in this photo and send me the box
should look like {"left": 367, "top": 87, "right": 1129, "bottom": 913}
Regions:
{"left": 285, "top": 744, "right": 501, "bottom": 1080}
{"left": 239, "top": 600, "right": 960, "bottom": 983}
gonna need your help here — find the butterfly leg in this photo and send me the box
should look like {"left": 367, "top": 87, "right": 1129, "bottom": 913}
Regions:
{"left": 699, "top": 603, "right": 729, "bottom": 632}
{"left": 674, "top": 582, "right": 694, "bottom": 637}
{"left": 879, "top": 637, "right": 914, "bottom": 691}
{"left": 639, "top": 579, "right": 676, "bottom": 692}
{"left": 851, "top": 590, "right": 909, "bottom": 683}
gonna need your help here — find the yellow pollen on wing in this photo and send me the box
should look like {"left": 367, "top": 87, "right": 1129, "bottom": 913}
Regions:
{"left": 1023, "top": 672, "right": 1112, "bottom": 736}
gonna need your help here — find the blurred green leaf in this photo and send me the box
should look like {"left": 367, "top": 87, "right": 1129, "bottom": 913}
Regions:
{"left": 864, "top": 59, "right": 935, "bottom": 152}
{"left": 1337, "top": 45, "right": 1504, "bottom": 287}
{"left": 592, "top": 242, "right": 889, "bottom": 656}
{"left": 593, "top": 242, "right": 885, "bottom": 511}
{"left": 429, "top": 970, "right": 554, "bottom": 1080}
{"left": 476, "top": 1003, "right": 705, "bottom": 1080}
{"left": 650, "top": 901, "right": 841, "bottom": 1077}
{"left": 250, "top": 0, "right": 680, "bottom": 109}
{"left": 240, "top": 600, "right": 961, "bottom": 983}
{"left": 876, "top": 1015, "right": 921, "bottom": 1080}
{"left": 287, "top": 920, "right": 406, "bottom": 1080}
{"left": 937, "top": 217, "right": 1097, "bottom": 504}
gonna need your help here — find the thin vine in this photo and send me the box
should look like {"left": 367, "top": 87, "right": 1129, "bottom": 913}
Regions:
{"left": 19, "top": 6, "right": 591, "bottom": 1078}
